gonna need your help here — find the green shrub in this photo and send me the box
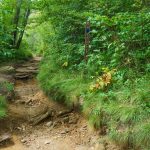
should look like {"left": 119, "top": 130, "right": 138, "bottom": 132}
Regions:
{"left": 15, "top": 41, "right": 33, "bottom": 60}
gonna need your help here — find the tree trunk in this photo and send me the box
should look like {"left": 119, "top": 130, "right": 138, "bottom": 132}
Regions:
{"left": 13, "top": 0, "right": 23, "bottom": 47}
{"left": 16, "top": 8, "right": 30, "bottom": 49}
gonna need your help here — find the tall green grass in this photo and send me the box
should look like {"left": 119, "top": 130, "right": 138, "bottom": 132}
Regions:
{"left": 83, "top": 75, "right": 150, "bottom": 149}
{"left": 38, "top": 56, "right": 90, "bottom": 107}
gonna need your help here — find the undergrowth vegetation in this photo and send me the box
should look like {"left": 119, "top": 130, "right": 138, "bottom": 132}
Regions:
{"left": 37, "top": 0, "right": 150, "bottom": 149}
{"left": 0, "top": 81, "right": 14, "bottom": 118}
{"left": 0, "top": 96, "right": 7, "bottom": 118}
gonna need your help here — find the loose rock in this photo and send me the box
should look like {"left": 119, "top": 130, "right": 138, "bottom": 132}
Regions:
{"left": 0, "top": 66, "right": 15, "bottom": 74}
{"left": 62, "top": 116, "right": 69, "bottom": 123}
{"left": 21, "top": 139, "right": 27, "bottom": 143}
{"left": 0, "top": 133, "right": 12, "bottom": 144}
{"left": 95, "top": 143, "right": 105, "bottom": 150}
{"left": 44, "top": 140, "right": 51, "bottom": 145}
{"left": 46, "top": 121, "right": 53, "bottom": 127}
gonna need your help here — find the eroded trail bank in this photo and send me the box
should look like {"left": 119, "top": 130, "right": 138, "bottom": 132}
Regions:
{"left": 0, "top": 58, "right": 119, "bottom": 150}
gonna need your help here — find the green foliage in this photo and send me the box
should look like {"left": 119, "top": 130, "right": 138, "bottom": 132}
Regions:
{"left": 0, "top": 0, "right": 32, "bottom": 61}
{"left": 0, "top": 81, "right": 13, "bottom": 119}
{"left": 0, "top": 82, "right": 14, "bottom": 93}
{"left": 24, "top": 19, "right": 54, "bottom": 55}
{"left": 0, "top": 96, "right": 7, "bottom": 118}
{"left": 35, "top": 0, "right": 150, "bottom": 149}
{"left": 89, "top": 12, "right": 150, "bottom": 74}
{"left": 15, "top": 41, "right": 32, "bottom": 60}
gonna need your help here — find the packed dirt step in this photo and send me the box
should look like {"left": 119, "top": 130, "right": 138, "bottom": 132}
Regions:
{"left": 15, "top": 57, "right": 42, "bottom": 79}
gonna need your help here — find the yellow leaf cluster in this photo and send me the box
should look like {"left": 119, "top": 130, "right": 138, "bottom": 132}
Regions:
{"left": 62, "top": 62, "right": 68, "bottom": 67}
{"left": 90, "top": 69, "right": 116, "bottom": 92}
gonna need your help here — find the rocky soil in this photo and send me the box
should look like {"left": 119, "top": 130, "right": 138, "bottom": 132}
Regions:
{"left": 0, "top": 58, "right": 120, "bottom": 150}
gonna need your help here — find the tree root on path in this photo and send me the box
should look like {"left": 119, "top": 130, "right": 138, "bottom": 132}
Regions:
{"left": 0, "top": 133, "right": 12, "bottom": 144}
{"left": 29, "top": 109, "right": 53, "bottom": 126}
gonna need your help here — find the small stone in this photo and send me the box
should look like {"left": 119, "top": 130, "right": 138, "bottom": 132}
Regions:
{"left": 0, "top": 66, "right": 15, "bottom": 74}
{"left": 0, "top": 133, "right": 12, "bottom": 143}
{"left": 34, "top": 135, "right": 38, "bottom": 138}
{"left": 60, "top": 131, "right": 66, "bottom": 134}
{"left": 80, "top": 125, "right": 87, "bottom": 131}
{"left": 90, "top": 147, "right": 95, "bottom": 150}
{"left": 57, "top": 109, "right": 72, "bottom": 117}
{"left": 46, "top": 121, "right": 53, "bottom": 127}
{"left": 26, "top": 143, "right": 30, "bottom": 146}
{"left": 69, "top": 118, "right": 78, "bottom": 124}
{"left": 17, "top": 127, "right": 22, "bottom": 130}
{"left": 21, "top": 139, "right": 27, "bottom": 143}
{"left": 53, "top": 121, "right": 58, "bottom": 127}
{"left": 44, "top": 140, "right": 51, "bottom": 145}
{"left": 22, "top": 125, "right": 26, "bottom": 131}
{"left": 26, "top": 99, "right": 32, "bottom": 104}
{"left": 82, "top": 125, "right": 87, "bottom": 128}
{"left": 62, "top": 116, "right": 69, "bottom": 123}
{"left": 60, "top": 129, "right": 69, "bottom": 134}
{"left": 36, "top": 146, "right": 40, "bottom": 149}
{"left": 95, "top": 143, "right": 105, "bottom": 150}
{"left": 49, "top": 126, "right": 54, "bottom": 131}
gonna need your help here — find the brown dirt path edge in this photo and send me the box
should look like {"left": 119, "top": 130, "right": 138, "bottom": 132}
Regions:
{"left": 0, "top": 58, "right": 120, "bottom": 150}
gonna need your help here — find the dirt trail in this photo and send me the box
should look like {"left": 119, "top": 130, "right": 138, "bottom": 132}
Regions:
{"left": 0, "top": 58, "right": 119, "bottom": 150}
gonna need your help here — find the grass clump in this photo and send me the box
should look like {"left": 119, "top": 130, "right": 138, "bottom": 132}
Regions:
{"left": 38, "top": 57, "right": 89, "bottom": 107}
{"left": 0, "top": 82, "right": 14, "bottom": 93}
{"left": 0, "top": 96, "right": 7, "bottom": 118}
